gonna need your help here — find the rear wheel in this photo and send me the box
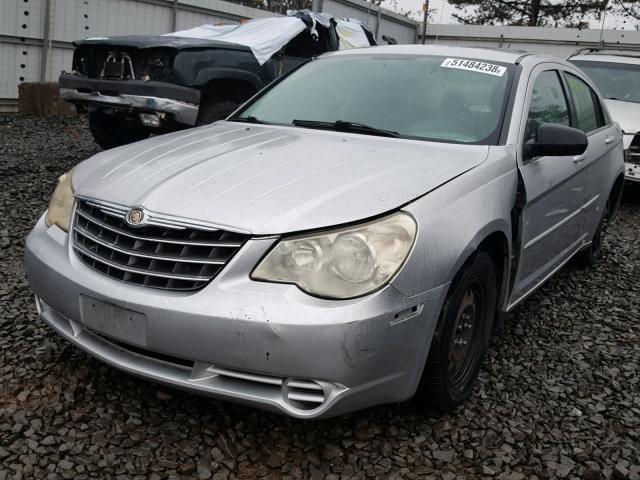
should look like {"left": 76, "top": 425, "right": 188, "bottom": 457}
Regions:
{"left": 416, "top": 251, "right": 497, "bottom": 412}
{"left": 575, "top": 199, "right": 610, "bottom": 267}
{"left": 89, "top": 112, "right": 149, "bottom": 149}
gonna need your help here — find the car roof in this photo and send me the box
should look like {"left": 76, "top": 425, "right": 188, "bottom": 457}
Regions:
{"left": 569, "top": 53, "right": 640, "bottom": 65}
{"left": 327, "top": 44, "right": 547, "bottom": 64}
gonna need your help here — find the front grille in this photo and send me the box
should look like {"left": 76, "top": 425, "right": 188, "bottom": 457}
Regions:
{"left": 73, "top": 45, "right": 175, "bottom": 82}
{"left": 72, "top": 199, "right": 248, "bottom": 291}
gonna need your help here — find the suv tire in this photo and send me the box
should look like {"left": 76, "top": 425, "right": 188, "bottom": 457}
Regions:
{"left": 196, "top": 99, "right": 238, "bottom": 126}
{"left": 89, "top": 112, "right": 150, "bottom": 149}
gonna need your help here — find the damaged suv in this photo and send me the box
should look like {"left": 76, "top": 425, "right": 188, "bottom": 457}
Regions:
{"left": 29, "top": 46, "right": 624, "bottom": 418}
{"left": 60, "top": 12, "right": 374, "bottom": 148}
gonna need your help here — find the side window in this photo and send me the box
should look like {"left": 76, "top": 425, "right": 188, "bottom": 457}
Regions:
{"left": 525, "top": 71, "right": 570, "bottom": 141}
{"left": 565, "top": 73, "right": 604, "bottom": 133}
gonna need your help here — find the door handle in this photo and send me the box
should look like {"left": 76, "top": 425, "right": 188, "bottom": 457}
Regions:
{"left": 605, "top": 135, "right": 616, "bottom": 145}
{"left": 573, "top": 154, "right": 586, "bottom": 163}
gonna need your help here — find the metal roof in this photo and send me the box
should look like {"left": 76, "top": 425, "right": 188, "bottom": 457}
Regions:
{"left": 569, "top": 53, "right": 640, "bottom": 66}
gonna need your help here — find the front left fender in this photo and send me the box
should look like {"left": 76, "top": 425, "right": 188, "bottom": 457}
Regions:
{"left": 393, "top": 148, "right": 517, "bottom": 313}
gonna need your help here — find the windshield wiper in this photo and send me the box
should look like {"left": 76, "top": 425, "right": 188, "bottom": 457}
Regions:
{"left": 605, "top": 97, "right": 640, "bottom": 104}
{"left": 292, "top": 119, "right": 401, "bottom": 138}
{"left": 229, "top": 116, "right": 271, "bottom": 124}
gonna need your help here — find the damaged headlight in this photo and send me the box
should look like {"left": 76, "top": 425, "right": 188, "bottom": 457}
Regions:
{"left": 45, "top": 170, "right": 75, "bottom": 232}
{"left": 143, "top": 50, "right": 173, "bottom": 82}
{"left": 252, "top": 212, "right": 417, "bottom": 299}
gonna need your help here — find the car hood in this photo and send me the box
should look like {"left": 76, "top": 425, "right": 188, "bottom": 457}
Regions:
{"left": 74, "top": 35, "right": 250, "bottom": 51}
{"left": 73, "top": 122, "right": 488, "bottom": 234}
{"left": 604, "top": 99, "right": 640, "bottom": 148}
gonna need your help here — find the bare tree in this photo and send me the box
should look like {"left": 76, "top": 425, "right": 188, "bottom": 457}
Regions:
{"left": 610, "top": 0, "right": 640, "bottom": 20}
{"left": 448, "top": 0, "right": 609, "bottom": 27}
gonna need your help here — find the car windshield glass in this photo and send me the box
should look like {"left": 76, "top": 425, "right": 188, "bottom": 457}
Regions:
{"left": 233, "top": 55, "right": 514, "bottom": 144}
{"left": 571, "top": 60, "right": 640, "bottom": 104}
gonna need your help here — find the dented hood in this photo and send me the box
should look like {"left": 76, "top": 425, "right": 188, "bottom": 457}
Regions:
{"left": 73, "top": 122, "right": 488, "bottom": 234}
{"left": 604, "top": 99, "right": 640, "bottom": 148}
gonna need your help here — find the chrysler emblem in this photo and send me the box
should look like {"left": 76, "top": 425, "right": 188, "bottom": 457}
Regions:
{"left": 126, "top": 208, "right": 145, "bottom": 225}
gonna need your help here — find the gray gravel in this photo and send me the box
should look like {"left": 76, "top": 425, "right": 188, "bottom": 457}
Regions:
{"left": 1, "top": 115, "right": 639, "bottom": 480}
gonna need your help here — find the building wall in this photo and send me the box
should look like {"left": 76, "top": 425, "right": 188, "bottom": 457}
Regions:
{"left": 0, "top": 0, "right": 418, "bottom": 111}
{"left": 420, "top": 24, "right": 640, "bottom": 58}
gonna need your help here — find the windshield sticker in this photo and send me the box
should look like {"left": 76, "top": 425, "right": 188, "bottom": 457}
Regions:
{"left": 441, "top": 58, "right": 507, "bottom": 77}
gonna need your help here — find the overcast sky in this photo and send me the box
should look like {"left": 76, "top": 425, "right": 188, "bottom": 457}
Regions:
{"left": 390, "top": 0, "right": 640, "bottom": 29}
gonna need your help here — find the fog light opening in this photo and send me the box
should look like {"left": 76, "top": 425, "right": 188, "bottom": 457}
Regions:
{"left": 282, "top": 378, "right": 326, "bottom": 411}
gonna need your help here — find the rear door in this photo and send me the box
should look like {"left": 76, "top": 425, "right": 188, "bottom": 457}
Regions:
{"left": 509, "top": 65, "right": 612, "bottom": 307}
{"left": 561, "top": 70, "right": 620, "bottom": 230}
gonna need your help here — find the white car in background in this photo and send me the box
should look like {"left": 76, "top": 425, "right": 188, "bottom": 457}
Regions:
{"left": 569, "top": 49, "right": 640, "bottom": 183}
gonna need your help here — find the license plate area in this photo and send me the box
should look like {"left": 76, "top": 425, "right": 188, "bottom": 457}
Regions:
{"left": 80, "top": 295, "right": 147, "bottom": 345}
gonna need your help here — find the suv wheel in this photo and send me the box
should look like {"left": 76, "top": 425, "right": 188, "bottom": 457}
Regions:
{"left": 196, "top": 98, "right": 238, "bottom": 126}
{"left": 416, "top": 251, "right": 497, "bottom": 412}
{"left": 89, "top": 112, "right": 150, "bottom": 149}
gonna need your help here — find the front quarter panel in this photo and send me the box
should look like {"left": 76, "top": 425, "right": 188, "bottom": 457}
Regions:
{"left": 393, "top": 147, "right": 517, "bottom": 311}
{"left": 173, "top": 49, "right": 266, "bottom": 87}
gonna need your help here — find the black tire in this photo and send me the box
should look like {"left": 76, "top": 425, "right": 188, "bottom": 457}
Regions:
{"left": 196, "top": 98, "right": 238, "bottom": 126}
{"left": 575, "top": 199, "right": 610, "bottom": 267}
{"left": 416, "top": 251, "right": 498, "bottom": 412}
{"left": 89, "top": 112, "right": 150, "bottom": 149}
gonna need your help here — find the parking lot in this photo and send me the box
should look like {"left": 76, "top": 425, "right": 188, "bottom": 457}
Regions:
{"left": 0, "top": 114, "right": 639, "bottom": 480}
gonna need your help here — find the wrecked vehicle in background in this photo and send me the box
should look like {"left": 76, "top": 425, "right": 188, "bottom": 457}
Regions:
{"left": 569, "top": 48, "right": 640, "bottom": 184}
{"left": 59, "top": 11, "right": 375, "bottom": 149}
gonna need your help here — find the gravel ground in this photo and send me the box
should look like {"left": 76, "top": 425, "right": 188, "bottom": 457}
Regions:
{"left": 0, "top": 115, "right": 639, "bottom": 480}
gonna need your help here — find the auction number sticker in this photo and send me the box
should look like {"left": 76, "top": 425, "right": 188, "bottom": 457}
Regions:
{"left": 441, "top": 58, "right": 507, "bottom": 77}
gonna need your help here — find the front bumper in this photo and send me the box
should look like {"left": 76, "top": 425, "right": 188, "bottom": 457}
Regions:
{"left": 25, "top": 215, "right": 446, "bottom": 418}
{"left": 624, "top": 161, "right": 640, "bottom": 183}
{"left": 59, "top": 73, "right": 200, "bottom": 126}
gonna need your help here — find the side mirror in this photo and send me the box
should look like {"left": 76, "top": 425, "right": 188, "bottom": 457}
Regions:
{"left": 524, "top": 123, "right": 588, "bottom": 160}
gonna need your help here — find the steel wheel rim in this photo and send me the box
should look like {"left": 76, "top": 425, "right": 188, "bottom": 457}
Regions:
{"left": 448, "top": 280, "right": 487, "bottom": 391}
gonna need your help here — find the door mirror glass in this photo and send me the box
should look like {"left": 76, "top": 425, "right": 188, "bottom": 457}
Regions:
{"left": 524, "top": 123, "right": 588, "bottom": 160}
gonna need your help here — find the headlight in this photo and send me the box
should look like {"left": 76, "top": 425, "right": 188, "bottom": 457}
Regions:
{"left": 45, "top": 170, "right": 75, "bottom": 232}
{"left": 252, "top": 212, "right": 417, "bottom": 299}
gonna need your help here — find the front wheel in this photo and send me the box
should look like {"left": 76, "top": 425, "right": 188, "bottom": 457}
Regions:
{"left": 89, "top": 112, "right": 150, "bottom": 149}
{"left": 416, "top": 251, "right": 498, "bottom": 412}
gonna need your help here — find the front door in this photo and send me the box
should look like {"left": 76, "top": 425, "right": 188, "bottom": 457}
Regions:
{"left": 509, "top": 66, "right": 614, "bottom": 307}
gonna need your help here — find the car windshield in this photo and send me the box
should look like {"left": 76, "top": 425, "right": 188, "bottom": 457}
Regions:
{"left": 233, "top": 55, "right": 514, "bottom": 144}
{"left": 571, "top": 60, "right": 640, "bottom": 104}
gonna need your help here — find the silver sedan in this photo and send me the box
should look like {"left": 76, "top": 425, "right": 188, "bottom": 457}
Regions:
{"left": 25, "top": 45, "right": 624, "bottom": 418}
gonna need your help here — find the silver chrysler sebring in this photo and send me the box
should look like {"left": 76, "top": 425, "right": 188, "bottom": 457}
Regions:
{"left": 26, "top": 46, "right": 624, "bottom": 418}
